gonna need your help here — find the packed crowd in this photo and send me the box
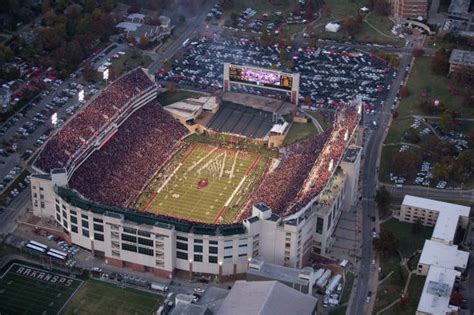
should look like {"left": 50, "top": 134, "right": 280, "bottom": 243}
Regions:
{"left": 237, "top": 130, "right": 330, "bottom": 221}
{"left": 69, "top": 99, "right": 188, "bottom": 207}
{"left": 285, "top": 107, "right": 360, "bottom": 216}
{"left": 35, "top": 68, "right": 154, "bottom": 172}
{"left": 237, "top": 107, "right": 360, "bottom": 220}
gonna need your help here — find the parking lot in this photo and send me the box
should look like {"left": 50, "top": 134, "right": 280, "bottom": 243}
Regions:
{"left": 156, "top": 36, "right": 393, "bottom": 109}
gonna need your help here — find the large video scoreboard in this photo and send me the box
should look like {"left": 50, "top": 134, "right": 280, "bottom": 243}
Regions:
{"left": 228, "top": 64, "right": 293, "bottom": 90}
{"left": 223, "top": 63, "right": 300, "bottom": 105}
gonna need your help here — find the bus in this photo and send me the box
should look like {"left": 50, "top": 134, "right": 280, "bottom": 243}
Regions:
{"left": 26, "top": 243, "right": 46, "bottom": 253}
{"left": 49, "top": 248, "right": 67, "bottom": 258}
{"left": 29, "top": 240, "right": 48, "bottom": 250}
{"left": 47, "top": 251, "right": 67, "bottom": 261}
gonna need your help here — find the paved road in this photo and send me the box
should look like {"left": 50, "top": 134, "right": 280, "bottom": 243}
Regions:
{"left": 349, "top": 51, "right": 413, "bottom": 315}
{"left": 147, "top": 0, "right": 218, "bottom": 75}
{"left": 383, "top": 184, "right": 474, "bottom": 203}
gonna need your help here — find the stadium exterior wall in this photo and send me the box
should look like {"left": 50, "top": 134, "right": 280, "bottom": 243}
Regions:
{"left": 30, "top": 146, "right": 361, "bottom": 278}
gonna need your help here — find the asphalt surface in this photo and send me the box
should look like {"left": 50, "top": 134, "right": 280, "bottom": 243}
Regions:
{"left": 349, "top": 51, "right": 413, "bottom": 315}
{"left": 0, "top": 44, "right": 128, "bottom": 197}
{"left": 147, "top": 0, "right": 219, "bottom": 75}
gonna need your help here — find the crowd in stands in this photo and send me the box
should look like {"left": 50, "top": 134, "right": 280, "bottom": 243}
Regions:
{"left": 237, "top": 130, "right": 330, "bottom": 221}
{"left": 286, "top": 107, "right": 359, "bottom": 216}
{"left": 69, "top": 99, "right": 188, "bottom": 207}
{"left": 35, "top": 68, "right": 154, "bottom": 172}
{"left": 238, "top": 107, "right": 360, "bottom": 221}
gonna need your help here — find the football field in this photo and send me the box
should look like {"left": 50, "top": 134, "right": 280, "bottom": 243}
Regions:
{"left": 0, "top": 262, "right": 83, "bottom": 314}
{"left": 136, "top": 143, "right": 264, "bottom": 223}
{"left": 62, "top": 280, "right": 161, "bottom": 315}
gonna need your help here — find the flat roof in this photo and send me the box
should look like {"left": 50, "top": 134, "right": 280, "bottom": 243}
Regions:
{"left": 218, "top": 280, "right": 317, "bottom": 315}
{"left": 417, "top": 266, "right": 460, "bottom": 315}
{"left": 343, "top": 146, "right": 361, "bottom": 163}
{"left": 403, "top": 195, "right": 470, "bottom": 242}
{"left": 419, "top": 240, "right": 469, "bottom": 270}
{"left": 449, "top": 49, "right": 474, "bottom": 66}
{"left": 448, "top": 0, "right": 471, "bottom": 14}
{"left": 222, "top": 92, "right": 295, "bottom": 115}
{"left": 247, "top": 259, "right": 311, "bottom": 286}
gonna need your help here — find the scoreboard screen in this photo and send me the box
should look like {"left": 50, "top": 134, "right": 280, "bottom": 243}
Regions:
{"left": 229, "top": 65, "right": 293, "bottom": 90}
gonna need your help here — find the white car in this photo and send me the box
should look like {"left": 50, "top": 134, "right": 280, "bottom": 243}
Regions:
{"left": 193, "top": 287, "right": 205, "bottom": 293}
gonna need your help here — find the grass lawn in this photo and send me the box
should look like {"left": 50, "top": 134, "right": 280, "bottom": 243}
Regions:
{"left": 329, "top": 306, "right": 347, "bottom": 315}
{"left": 135, "top": 143, "right": 266, "bottom": 224}
{"left": 381, "top": 219, "right": 433, "bottom": 258}
{"left": 307, "top": 110, "right": 333, "bottom": 131}
{"left": 0, "top": 262, "right": 83, "bottom": 315}
{"left": 397, "top": 57, "right": 471, "bottom": 118}
{"left": 381, "top": 275, "right": 426, "bottom": 315}
{"left": 157, "top": 90, "right": 205, "bottom": 106}
{"left": 62, "top": 280, "right": 161, "bottom": 315}
{"left": 384, "top": 116, "right": 415, "bottom": 144}
{"left": 355, "top": 14, "right": 404, "bottom": 46}
{"left": 375, "top": 255, "right": 407, "bottom": 312}
{"left": 284, "top": 122, "right": 318, "bottom": 145}
{"left": 340, "top": 272, "right": 354, "bottom": 304}
{"left": 111, "top": 52, "right": 152, "bottom": 76}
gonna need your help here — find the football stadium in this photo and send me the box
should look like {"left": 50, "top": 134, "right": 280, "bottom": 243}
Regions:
{"left": 30, "top": 65, "right": 363, "bottom": 279}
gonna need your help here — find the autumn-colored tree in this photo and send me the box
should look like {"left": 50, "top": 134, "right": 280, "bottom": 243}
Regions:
{"left": 373, "top": 0, "right": 391, "bottom": 15}
{"left": 450, "top": 290, "right": 463, "bottom": 306}
{"left": 412, "top": 48, "right": 424, "bottom": 58}
{"left": 139, "top": 36, "right": 149, "bottom": 47}
{"left": 304, "top": 95, "right": 312, "bottom": 106}
{"left": 431, "top": 48, "right": 450, "bottom": 76}
{"left": 305, "top": 1, "right": 315, "bottom": 21}
{"left": 399, "top": 86, "right": 409, "bottom": 98}
{"left": 391, "top": 150, "right": 422, "bottom": 178}
{"left": 167, "top": 82, "right": 176, "bottom": 93}
{"left": 373, "top": 229, "right": 400, "bottom": 258}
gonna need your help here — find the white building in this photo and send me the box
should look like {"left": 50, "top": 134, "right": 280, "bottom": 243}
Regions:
{"left": 416, "top": 240, "right": 469, "bottom": 275}
{"left": 399, "top": 195, "right": 470, "bottom": 244}
{"left": 325, "top": 23, "right": 341, "bottom": 33}
{"left": 416, "top": 266, "right": 460, "bottom": 315}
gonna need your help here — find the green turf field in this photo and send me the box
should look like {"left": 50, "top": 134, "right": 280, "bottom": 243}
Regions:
{"left": 135, "top": 143, "right": 265, "bottom": 223}
{"left": 0, "top": 262, "right": 83, "bottom": 314}
{"left": 62, "top": 280, "right": 161, "bottom": 315}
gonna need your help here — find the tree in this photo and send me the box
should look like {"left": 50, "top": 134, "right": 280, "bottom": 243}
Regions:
{"left": 412, "top": 48, "right": 424, "bottom": 58}
{"left": 432, "top": 162, "right": 449, "bottom": 181}
{"left": 305, "top": 1, "right": 315, "bottom": 21}
{"left": 450, "top": 290, "right": 463, "bottom": 306}
{"left": 82, "top": 65, "right": 98, "bottom": 82}
{"left": 373, "top": 0, "right": 390, "bottom": 15}
{"left": 139, "top": 36, "right": 149, "bottom": 47}
{"left": 375, "top": 186, "right": 392, "bottom": 215}
{"left": 221, "top": 0, "right": 234, "bottom": 10}
{"left": 399, "top": 85, "right": 409, "bottom": 98}
{"left": 391, "top": 150, "right": 421, "bottom": 178}
{"left": 373, "top": 229, "right": 400, "bottom": 258}
{"left": 279, "top": 48, "right": 289, "bottom": 62}
{"left": 342, "top": 15, "right": 363, "bottom": 38}
{"left": 303, "top": 95, "right": 312, "bottom": 106}
{"left": 417, "top": 99, "right": 436, "bottom": 115}
{"left": 167, "top": 82, "right": 176, "bottom": 93}
{"left": 439, "top": 110, "right": 456, "bottom": 133}
{"left": 403, "top": 128, "right": 420, "bottom": 143}
{"left": 431, "top": 48, "right": 450, "bottom": 76}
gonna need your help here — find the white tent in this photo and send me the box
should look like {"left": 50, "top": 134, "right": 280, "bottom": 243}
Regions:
{"left": 325, "top": 23, "right": 341, "bottom": 33}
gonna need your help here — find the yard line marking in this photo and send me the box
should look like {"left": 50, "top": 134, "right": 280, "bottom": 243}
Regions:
{"left": 245, "top": 154, "right": 261, "bottom": 176}
{"left": 142, "top": 193, "right": 158, "bottom": 211}
{"left": 213, "top": 206, "right": 227, "bottom": 224}
{"left": 182, "top": 144, "right": 196, "bottom": 163}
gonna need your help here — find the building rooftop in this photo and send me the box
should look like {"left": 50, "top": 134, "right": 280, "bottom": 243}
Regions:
{"left": 448, "top": 0, "right": 471, "bottom": 14}
{"left": 217, "top": 280, "right": 317, "bottom": 315}
{"left": 164, "top": 100, "right": 203, "bottom": 121}
{"left": 116, "top": 21, "right": 140, "bottom": 32}
{"left": 313, "top": 168, "right": 345, "bottom": 215}
{"left": 170, "top": 303, "right": 209, "bottom": 315}
{"left": 417, "top": 266, "right": 460, "bottom": 315}
{"left": 343, "top": 146, "right": 361, "bottom": 163}
{"left": 247, "top": 258, "right": 313, "bottom": 286}
{"left": 449, "top": 49, "right": 474, "bottom": 66}
{"left": 129, "top": 24, "right": 159, "bottom": 38}
{"left": 197, "top": 287, "right": 230, "bottom": 314}
{"left": 403, "top": 195, "right": 470, "bottom": 242}
{"left": 419, "top": 240, "right": 469, "bottom": 270}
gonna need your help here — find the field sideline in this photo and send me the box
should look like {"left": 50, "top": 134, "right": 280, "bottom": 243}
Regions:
{"left": 135, "top": 143, "right": 267, "bottom": 224}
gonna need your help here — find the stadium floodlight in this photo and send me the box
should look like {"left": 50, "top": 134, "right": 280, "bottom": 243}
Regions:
{"left": 51, "top": 112, "right": 58, "bottom": 126}
{"left": 103, "top": 68, "right": 109, "bottom": 81}
{"left": 78, "top": 89, "right": 85, "bottom": 102}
